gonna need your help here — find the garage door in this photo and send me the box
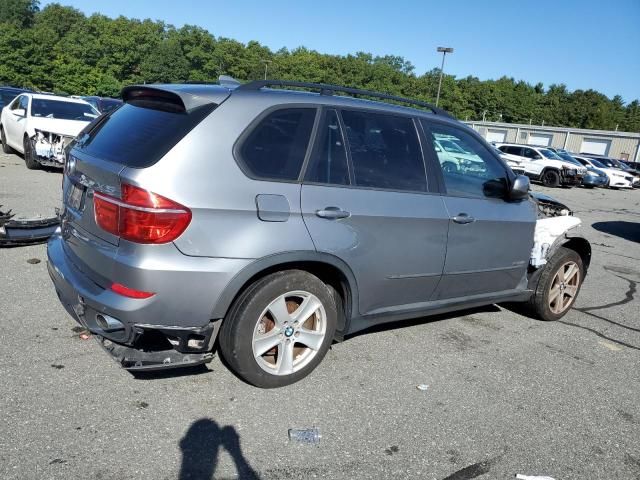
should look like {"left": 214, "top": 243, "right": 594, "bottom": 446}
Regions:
{"left": 580, "top": 138, "right": 611, "bottom": 156}
{"left": 486, "top": 129, "right": 507, "bottom": 143}
{"left": 528, "top": 133, "right": 553, "bottom": 147}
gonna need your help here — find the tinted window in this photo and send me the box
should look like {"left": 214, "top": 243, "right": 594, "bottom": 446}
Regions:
{"left": 341, "top": 110, "right": 426, "bottom": 192}
{"left": 0, "top": 90, "right": 25, "bottom": 110}
{"left": 73, "top": 102, "right": 216, "bottom": 168}
{"left": 306, "top": 110, "right": 349, "bottom": 185}
{"left": 31, "top": 99, "right": 98, "bottom": 120}
{"left": 425, "top": 121, "right": 508, "bottom": 198}
{"left": 240, "top": 108, "right": 316, "bottom": 181}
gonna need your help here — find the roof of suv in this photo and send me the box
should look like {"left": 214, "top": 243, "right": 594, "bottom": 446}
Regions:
{"left": 121, "top": 80, "right": 460, "bottom": 126}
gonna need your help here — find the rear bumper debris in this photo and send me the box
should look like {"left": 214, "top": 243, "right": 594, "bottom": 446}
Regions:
{"left": 0, "top": 206, "right": 60, "bottom": 247}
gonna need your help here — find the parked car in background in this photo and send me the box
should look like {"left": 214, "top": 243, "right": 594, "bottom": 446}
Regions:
{"left": 572, "top": 155, "right": 633, "bottom": 189}
{"left": 0, "top": 93, "right": 99, "bottom": 169}
{"left": 0, "top": 86, "right": 32, "bottom": 111}
{"left": 553, "top": 150, "right": 608, "bottom": 188}
{"left": 47, "top": 80, "right": 591, "bottom": 388}
{"left": 581, "top": 154, "right": 640, "bottom": 187}
{"left": 81, "top": 96, "right": 123, "bottom": 114}
{"left": 496, "top": 143, "right": 587, "bottom": 187}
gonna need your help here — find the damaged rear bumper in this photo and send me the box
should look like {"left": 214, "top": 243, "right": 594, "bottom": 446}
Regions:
{"left": 47, "top": 232, "right": 220, "bottom": 371}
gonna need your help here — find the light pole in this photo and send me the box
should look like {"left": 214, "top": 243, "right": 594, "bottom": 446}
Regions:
{"left": 435, "top": 47, "right": 453, "bottom": 107}
{"left": 261, "top": 59, "right": 272, "bottom": 80}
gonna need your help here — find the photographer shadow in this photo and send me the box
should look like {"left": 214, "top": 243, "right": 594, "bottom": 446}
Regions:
{"left": 179, "top": 418, "right": 260, "bottom": 480}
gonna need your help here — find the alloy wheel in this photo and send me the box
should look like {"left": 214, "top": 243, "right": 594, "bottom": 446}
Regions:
{"left": 252, "top": 291, "right": 327, "bottom": 376}
{"left": 548, "top": 260, "right": 580, "bottom": 314}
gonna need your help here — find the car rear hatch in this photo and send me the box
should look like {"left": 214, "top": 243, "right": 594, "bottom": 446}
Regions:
{"left": 60, "top": 84, "right": 230, "bottom": 282}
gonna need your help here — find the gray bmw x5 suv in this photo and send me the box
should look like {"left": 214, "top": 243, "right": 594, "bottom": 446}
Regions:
{"left": 48, "top": 79, "right": 591, "bottom": 387}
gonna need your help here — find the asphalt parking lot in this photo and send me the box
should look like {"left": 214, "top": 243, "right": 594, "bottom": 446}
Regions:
{"left": 1, "top": 151, "right": 639, "bottom": 480}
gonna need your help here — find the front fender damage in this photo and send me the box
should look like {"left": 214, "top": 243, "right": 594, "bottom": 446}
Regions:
{"left": 529, "top": 215, "right": 584, "bottom": 269}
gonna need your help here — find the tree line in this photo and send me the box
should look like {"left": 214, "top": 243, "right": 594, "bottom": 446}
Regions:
{"left": 1, "top": 0, "right": 639, "bottom": 132}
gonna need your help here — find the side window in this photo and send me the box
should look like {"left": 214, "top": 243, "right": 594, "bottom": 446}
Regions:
{"left": 239, "top": 108, "right": 316, "bottom": 181}
{"left": 19, "top": 96, "right": 29, "bottom": 111}
{"left": 9, "top": 95, "right": 23, "bottom": 110}
{"left": 522, "top": 148, "right": 535, "bottom": 158}
{"left": 341, "top": 110, "right": 427, "bottom": 192}
{"left": 305, "top": 110, "right": 349, "bottom": 185}
{"left": 424, "top": 121, "right": 508, "bottom": 199}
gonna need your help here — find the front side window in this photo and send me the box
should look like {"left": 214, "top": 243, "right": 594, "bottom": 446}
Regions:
{"left": 306, "top": 110, "right": 349, "bottom": 185}
{"left": 341, "top": 110, "right": 426, "bottom": 192}
{"left": 239, "top": 108, "right": 316, "bottom": 181}
{"left": 539, "top": 148, "right": 562, "bottom": 160}
{"left": 425, "top": 121, "right": 508, "bottom": 199}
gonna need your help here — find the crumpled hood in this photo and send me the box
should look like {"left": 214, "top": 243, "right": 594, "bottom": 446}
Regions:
{"left": 28, "top": 117, "right": 91, "bottom": 137}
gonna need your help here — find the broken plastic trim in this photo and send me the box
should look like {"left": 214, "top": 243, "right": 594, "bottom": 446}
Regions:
{"left": 0, "top": 206, "right": 60, "bottom": 247}
{"left": 30, "top": 130, "right": 73, "bottom": 166}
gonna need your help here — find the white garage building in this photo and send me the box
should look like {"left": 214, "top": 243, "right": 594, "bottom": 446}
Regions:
{"left": 466, "top": 121, "right": 640, "bottom": 162}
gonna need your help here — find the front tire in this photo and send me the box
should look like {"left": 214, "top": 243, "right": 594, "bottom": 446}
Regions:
{"left": 528, "top": 247, "right": 584, "bottom": 321}
{"left": 218, "top": 270, "right": 337, "bottom": 388}
{"left": 23, "top": 136, "right": 40, "bottom": 170}
{"left": 1, "top": 127, "right": 13, "bottom": 154}
{"left": 542, "top": 169, "right": 561, "bottom": 187}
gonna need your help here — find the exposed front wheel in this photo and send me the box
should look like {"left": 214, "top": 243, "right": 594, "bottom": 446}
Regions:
{"left": 528, "top": 247, "right": 584, "bottom": 321}
{"left": 1, "top": 127, "right": 13, "bottom": 154}
{"left": 542, "top": 170, "right": 561, "bottom": 187}
{"left": 218, "top": 270, "right": 337, "bottom": 388}
{"left": 23, "top": 136, "right": 40, "bottom": 170}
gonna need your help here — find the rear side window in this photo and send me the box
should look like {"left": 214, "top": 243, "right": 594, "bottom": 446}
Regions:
{"left": 305, "top": 110, "right": 350, "bottom": 185}
{"left": 341, "top": 110, "right": 427, "bottom": 192}
{"left": 73, "top": 102, "right": 215, "bottom": 168}
{"left": 239, "top": 108, "right": 316, "bottom": 181}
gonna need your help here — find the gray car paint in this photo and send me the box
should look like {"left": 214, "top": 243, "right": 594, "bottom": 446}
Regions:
{"left": 48, "top": 82, "right": 539, "bottom": 355}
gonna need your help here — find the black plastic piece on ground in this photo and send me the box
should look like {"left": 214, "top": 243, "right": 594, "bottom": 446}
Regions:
{"left": 0, "top": 207, "right": 59, "bottom": 247}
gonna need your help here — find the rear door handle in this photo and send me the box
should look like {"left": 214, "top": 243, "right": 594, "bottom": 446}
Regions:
{"left": 316, "top": 206, "right": 350, "bottom": 220}
{"left": 452, "top": 213, "right": 475, "bottom": 224}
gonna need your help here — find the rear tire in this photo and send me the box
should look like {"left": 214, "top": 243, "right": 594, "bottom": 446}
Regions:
{"left": 1, "top": 127, "right": 13, "bottom": 154}
{"left": 542, "top": 169, "right": 561, "bottom": 188}
{"left": 218, "top": 270, "right": 337, "bottom": 388}
{"left": 527, "top": 247, "right": 584, "bottom": 321}
{"left": 23, "top": 136, "right": 40, "bottom": 170}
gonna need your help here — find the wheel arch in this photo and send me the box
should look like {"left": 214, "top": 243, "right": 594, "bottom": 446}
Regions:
{"left": 548, "top": 235, "right": 591, "bottom": 274}
{"left": 211, "top": 252, "right": 359, "bottom": 337}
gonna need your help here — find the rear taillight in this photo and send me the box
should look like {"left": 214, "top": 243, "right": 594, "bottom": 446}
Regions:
{"left": 94, "top": 184, "right": 191, "bottom": 244}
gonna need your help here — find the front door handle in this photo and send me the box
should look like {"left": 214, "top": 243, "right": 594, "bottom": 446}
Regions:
{"left": 316, "top": 206, "right": 350, "bottom": 220}
{"left": 452, "top": 213, "right": 475, "bottom": 224}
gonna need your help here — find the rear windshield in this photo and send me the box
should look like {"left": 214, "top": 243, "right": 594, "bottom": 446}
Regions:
{"left": 72, "top": 102, "right": 215, "bottom": 168}
{"left": 32, "top": 99, "right": 98, "bottom": 120}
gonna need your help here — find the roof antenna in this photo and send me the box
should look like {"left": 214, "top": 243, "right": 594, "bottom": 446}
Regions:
{"left": 218, "top": 75, "right": 241, "bottom": 88}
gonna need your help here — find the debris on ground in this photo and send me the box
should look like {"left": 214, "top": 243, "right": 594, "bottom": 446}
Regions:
{"left": 288, "top": 427, "right": 321, "bottom": 445}
{"left": 416, "top": 384, "right": 430, "bottom": 391}
{"left": 0, "top": 206, "right": 59, "bottom": 247}
{"left": 515, "top": 475, "right": 557, "bottom": 480}
{"left": 79, "top": 332, "right": 92, "bottom": 340}
{"left": 26, "top": 258, "right": 41, "bottom": 264}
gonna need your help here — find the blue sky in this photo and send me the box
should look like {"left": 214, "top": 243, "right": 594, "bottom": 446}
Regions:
{"left": 43, "top": 0, "right": 640, "bottom": 103}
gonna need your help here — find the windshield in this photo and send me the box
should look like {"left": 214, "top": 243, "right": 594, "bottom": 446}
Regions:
{"left": 539, "top": 148, "right": 562, "bottom": 160}
{"left": 612, "top": 159, "right": 631, "bottom": 170}
{"left": 593, "top": 157, "right": 616, "bottom": 168}
{"left": 588, "top": 158, "right": 606, "bottom": 168}
{"left": 439, "top": 139, "right": 467, "bottom": 154}
{"left": 31, "top": 99, "right": 98, "bottom": 121}
{"left": 557, "top": 152, "right": 582, "bottom": 165}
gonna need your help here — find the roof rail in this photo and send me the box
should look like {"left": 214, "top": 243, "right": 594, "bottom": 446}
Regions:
{"left": 237, "top": 80, "right": 453, "bottom": 117}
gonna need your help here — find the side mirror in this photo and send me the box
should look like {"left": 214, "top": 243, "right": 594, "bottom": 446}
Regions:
{"left": 13, "top": 108, "right": 26, "bottom": 117}
{"left": 510, "top": 175, "right": 530, "bottom": 200}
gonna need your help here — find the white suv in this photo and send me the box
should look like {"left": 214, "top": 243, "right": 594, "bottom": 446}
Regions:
{"left": 496, "top": 143, "right": 587, "bottom": 188}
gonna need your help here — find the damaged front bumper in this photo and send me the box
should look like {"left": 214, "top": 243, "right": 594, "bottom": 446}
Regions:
{"left": 30, "top": 130, "right": 74, "bottom": 167}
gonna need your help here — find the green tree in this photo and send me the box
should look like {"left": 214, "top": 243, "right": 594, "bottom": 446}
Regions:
{"left": 0, "top": 0, "right": 39, "bottom": 27}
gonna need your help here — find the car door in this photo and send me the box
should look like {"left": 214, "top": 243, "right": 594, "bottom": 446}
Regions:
{"left": 521, "top": 147, "right": 545, "bottom": 176}
{"left": 422, "top": 120, "right": 537, "bottom": 300}
{"left": 5, "top": 95, "right": 28, "bottom": 148}
{"left": 301, "top": 108, "right": 449, "bottom": 317}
